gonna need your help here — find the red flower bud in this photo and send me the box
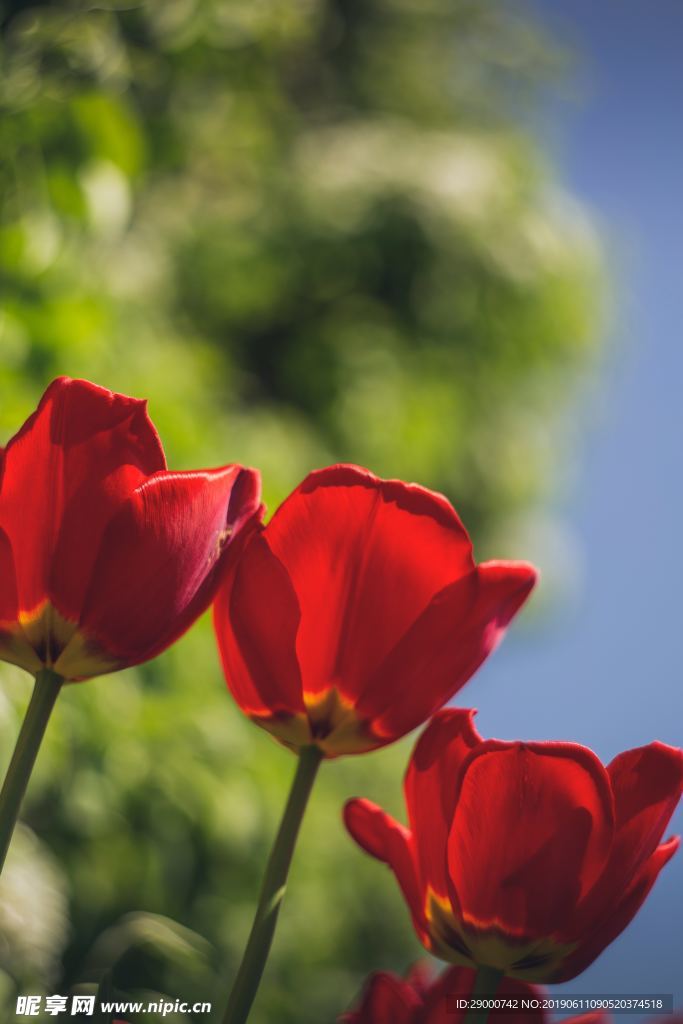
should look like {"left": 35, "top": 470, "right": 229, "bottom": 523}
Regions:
{"left": 213, "top": 465, "right": 536, "bottom": 757}
{"left": 0, "top": 377, "right": 261, "bottom": 680}
{"left": 345, "top": 709, "right": 683, "bottom": 981}
{"left": 340, "top": 963, "right": 608, "bottom": 1024}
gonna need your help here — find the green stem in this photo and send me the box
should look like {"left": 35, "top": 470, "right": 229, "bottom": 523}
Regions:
{"left": 462, "top": 965, "right": 504, "bottom": 1024}
{"left": 221, "top": 744, "right": 323, "bottom": 1024}
{"left": 0, "top": 668, "right": 63, "bottom": 878}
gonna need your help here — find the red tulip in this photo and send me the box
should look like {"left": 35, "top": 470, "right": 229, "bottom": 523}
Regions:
{"left": 213, "top": 465, "right": 536, "bottom": 757}
{"left": 340, "top": 963, "right": 607, "bottom": 1024}
{"left": 345, "top": 709, "right": 683, "bottom": 981}
{"left": 0, "top": 377, "right": 261, "bottom": 681}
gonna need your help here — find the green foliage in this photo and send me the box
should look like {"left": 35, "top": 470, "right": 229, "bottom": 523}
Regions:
{"left": 0, "top": 0, "right": 602, "bottom": 1021}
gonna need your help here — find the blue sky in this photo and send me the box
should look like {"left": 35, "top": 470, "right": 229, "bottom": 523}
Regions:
{"left": 472, "top": 0, "right": 683, "bottom": 1005}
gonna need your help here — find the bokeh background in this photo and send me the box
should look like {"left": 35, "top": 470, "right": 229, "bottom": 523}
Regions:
{"left": 0, "top": 0, "right": 679, "bottom": 1021}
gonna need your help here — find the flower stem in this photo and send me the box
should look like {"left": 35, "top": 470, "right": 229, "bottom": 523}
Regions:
{"left": 221, "top": 744, "right": 323, "bottom": 1024}
{"left": 0, "top": 668, "right": 63, "bottom": 878}
{"left": 463, "top": 965, "right": 504, "bottom": 1024}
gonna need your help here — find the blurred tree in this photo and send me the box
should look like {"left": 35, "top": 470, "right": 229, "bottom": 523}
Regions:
{"left": 0, "top": 1, "right": 602, "bottom": 1022}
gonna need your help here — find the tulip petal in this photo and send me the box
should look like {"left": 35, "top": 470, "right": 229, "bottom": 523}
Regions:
{"left": 472, "top": 560, "right": 540, "bottom": 651}
{"left": 263, "top": 465, "right": 476, "bottom": 704}
{"left": 358, "top": 562, "right": 537, "bottom": 741}
{"left": 555, "top": 836, "right": 680, "bottom": 982}
{"left": 59, "top": 465, "right": 260, "bottom": 675}
{"left": 607, "top": 742, "right": 683, "bottom": 880}
{"left": 0, "top": 524, "right": 18, "bottom": 625}
{"left": 572, "top": 742, "right": 683, "bottom": 934}
{"left": 405, "top": 709, "right": 483, "bottom": 900}
{"left": 344, "top": 797, "right": 426, "bottom": 942}
{"left": 404, "top": 961, "right": 434, "bottom": 1000}
{"left": 340, "top": 971, "right": 421, "bottom": 1024}
{"left": 420, "top": 965, "right": 468, "bottom": 1024}
{"left": 447, "top": 742, "right": 615, "bottom": 942}
{"left": 0, "top": 378, "right": 166, "bottom": 621}
{"left": 217, "top": 532, "right": 306, "bottom": 720}
{"left": 0, "top": 524, "right": 40, "bottom": 672}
